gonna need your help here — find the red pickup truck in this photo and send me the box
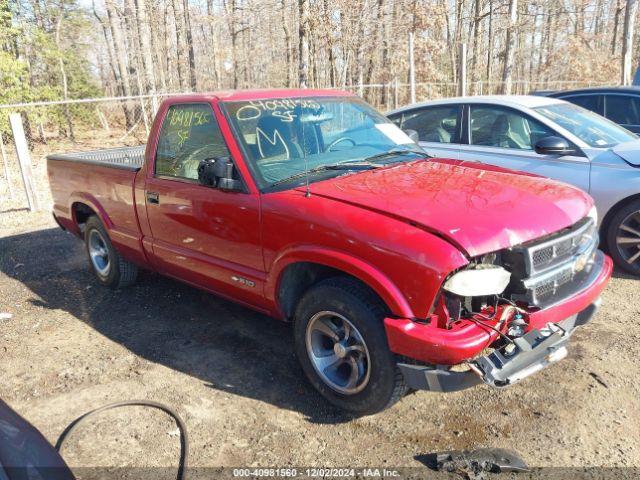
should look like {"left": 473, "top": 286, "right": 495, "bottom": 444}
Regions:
{"left": 48, "top": 89, "right": 612, "bottom": 414}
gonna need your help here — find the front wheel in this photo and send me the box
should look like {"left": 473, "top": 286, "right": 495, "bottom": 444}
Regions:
{"left": 606, "top": 199, "right": 640, "bottom": 276}
{"left": 84, "top": 216, "right": 138, "bottom": 289}
{"left": 293, "top": 277, "right": 407, "bottom": 415}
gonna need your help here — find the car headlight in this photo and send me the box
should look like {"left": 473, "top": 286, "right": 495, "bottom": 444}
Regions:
{"left": 443, "top": 264, "right": 511, "bottom": 297}
{"left": 587, "top": 205, "right": 598, "bottom": 225}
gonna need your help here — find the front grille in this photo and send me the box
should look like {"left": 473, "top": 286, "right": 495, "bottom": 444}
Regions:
{"left": 503, "top": 218, "right": 599, "bottom": 308}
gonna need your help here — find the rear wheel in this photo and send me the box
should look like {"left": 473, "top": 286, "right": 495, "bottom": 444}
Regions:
{"left": 606, "top": 199, "right": 640, "bottom": 276}
{"left": 293, "top": 277, "right": 407, "bottom": 415}
{"left": 85, "top": 216, "right": 138, "bottom": 289}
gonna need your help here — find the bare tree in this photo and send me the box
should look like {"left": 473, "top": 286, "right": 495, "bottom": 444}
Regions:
{"left": 621, "top": 0, "right": 638, "bottom": 84}
{"left": 298, "top": 0, "right": 310, "bottom": 88}
{"left": 501, "top": 0, "right": 518, "bottom": 94}
{"left": 105, "top": 0, "right": 134, "bottom": 126}
{"left": 182, "top": 0, "right": 197, "bottom": 89}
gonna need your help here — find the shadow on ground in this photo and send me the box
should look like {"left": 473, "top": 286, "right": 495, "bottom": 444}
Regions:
{"left": 0, "top": 227, "right": 352, "bottom": 424}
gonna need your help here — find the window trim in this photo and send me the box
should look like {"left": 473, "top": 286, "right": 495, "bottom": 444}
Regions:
{"left": 463, "top": 103, "right": 584, "bottom": 156}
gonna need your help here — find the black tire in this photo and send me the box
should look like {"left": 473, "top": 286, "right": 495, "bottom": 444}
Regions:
{"left": 606, "top": 199, "right": 640, "bottom": 276}
{"left": 293, "top": 277, "right": 407, "bottom": 415}
{"left": 84, "top": 216, "right": 138, "bottom": 289}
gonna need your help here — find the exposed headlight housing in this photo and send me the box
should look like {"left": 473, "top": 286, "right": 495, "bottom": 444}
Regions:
{"left": 443, "top": 264, "right": 511, "bottom": 297}
{"left": 587, "top": 205, "right": 598, "bottom": 225}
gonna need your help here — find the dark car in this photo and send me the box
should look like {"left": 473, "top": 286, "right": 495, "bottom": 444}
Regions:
{"left": 543, "top": 86, "right": 640, "bottom": 134}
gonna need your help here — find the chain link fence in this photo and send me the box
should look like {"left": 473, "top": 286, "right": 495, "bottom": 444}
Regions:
{"left": 0, "top": 80, "right": 610, "bottom": 216}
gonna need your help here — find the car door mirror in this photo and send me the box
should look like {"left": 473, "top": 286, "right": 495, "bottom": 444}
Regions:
{"left": 403, "top": 129, "right": 420, "bottom": 143}
{"left": 534, "top": 136, "right": 573, "bottom": 155}
{"left": 198, "top": 157, "right": 243, "bottom": 191}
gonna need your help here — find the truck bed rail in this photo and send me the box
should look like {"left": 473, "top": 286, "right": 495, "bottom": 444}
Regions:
{"left": 47, "top": 145, "right": 146, "bottom": 171}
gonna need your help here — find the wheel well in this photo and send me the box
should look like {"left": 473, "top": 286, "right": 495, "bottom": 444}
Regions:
{"left": 72, "top": 202, "right": 96, "bottom": 231}
{"left": 277, "top": 262, "right": 387, "bottom": 321}
{"left": 600, "top": 194, "right": 640, "bottom": 248}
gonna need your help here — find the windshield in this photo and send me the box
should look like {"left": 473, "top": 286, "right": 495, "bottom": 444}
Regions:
{"left": 222, "top": 96, "right": 423, "bottom": 189}
{"left": 534, "top": 102, "right": 637, "bottom": 148}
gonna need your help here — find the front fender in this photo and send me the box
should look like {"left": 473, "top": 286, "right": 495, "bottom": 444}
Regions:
{"left": 265, "top": 245, "right": 415, "bottom": 319}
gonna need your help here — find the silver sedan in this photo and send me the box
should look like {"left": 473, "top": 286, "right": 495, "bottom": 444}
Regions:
{"left": 388, "top": 96, "right": 640, "bottom": 275}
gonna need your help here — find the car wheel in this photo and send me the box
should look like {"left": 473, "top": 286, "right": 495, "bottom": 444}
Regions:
{"left": 85, "top": 216, "right": 138, "bottom": 288}
{"left": 293, "top": 277, "right": 407, "bottom": 415}
{"left": 606, "top": 199, "right": 640, "bottom": 276}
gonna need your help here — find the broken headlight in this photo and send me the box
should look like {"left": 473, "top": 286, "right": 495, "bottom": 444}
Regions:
{"left": 442, "top": 264, "right": 511, "bottom": 297}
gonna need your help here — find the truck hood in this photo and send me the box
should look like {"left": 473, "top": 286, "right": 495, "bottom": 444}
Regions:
{"left": 305, "top": 158, "right": 592, "bottom": 257}
{"left": 611, "top": 139, "right": 640, "bottom": 166}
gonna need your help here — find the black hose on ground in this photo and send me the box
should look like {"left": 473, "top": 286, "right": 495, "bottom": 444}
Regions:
{"left": 55, "top": 400, "right": 189, "bottom": 480}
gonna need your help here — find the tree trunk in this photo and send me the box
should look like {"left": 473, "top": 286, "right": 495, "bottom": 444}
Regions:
{"left": 622, "top": 0, "right": 638, "bottom": 84}
{"left": 206, "top": 0, "right": 220, "bottom": 88}
{"left": 486, "top": 0, "right": 493, "bottom": 85}
{"left": 282, "top": 0, "right": 293, "bottom": 87}
{"left": 298, "top": 0, "right": 310, "bottom": 88}
{"left": 171, "top": 0, "right": 187, "bottom": 90}
{"left": 106, "top": 0, "right": 134, "bottom": 128}
{"left": 54, "top": 13, "right": 74, "bottom": 141}
{"left": 501, "top": 0, "right": 518, "bottom": 94}
{"left": 182, "top": 0, "right": 197, "bottom": 90}
{"left": 134, "top": 0, "right": 157, "bottom": 98}
{"left": 612, "top": 0, "right": 623, "bottom": 54}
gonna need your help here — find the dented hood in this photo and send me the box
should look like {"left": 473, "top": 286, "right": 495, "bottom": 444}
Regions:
{"left": 307, "top": 158, "right": 592, "bottom": 257}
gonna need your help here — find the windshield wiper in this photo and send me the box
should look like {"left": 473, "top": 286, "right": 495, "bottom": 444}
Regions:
{"left": 268, "top": 162, "right": 379, "bottom": 189}
{"left": 363, "top": 148, "right": 427, "bottom": 163}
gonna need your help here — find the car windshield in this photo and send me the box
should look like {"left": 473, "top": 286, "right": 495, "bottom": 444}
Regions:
{"left": 534, "top": 102, "right": 637, "bottom": 148}
{"left": 222, "top": 96, "right": 423, "bottom": 189}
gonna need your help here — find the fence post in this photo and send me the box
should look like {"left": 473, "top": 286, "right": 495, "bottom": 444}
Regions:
{"left": 408, "top": 33, "right": 416, "bottom": 104}
{"left": 393, "top": 77, "right": 399, "bottom": 108}
{"left": 9, "top": 113, "right": 39, "bottom": 212}
{"left": 458, "top": 43, "right": 467, "bottom": 97}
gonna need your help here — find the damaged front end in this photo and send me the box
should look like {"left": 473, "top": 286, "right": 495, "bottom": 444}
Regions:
{"left": 385, "top": 216, "right": 612, "bottom": 392}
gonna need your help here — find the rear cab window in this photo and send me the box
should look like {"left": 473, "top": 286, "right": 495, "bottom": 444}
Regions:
{"left": 155, "top": 103, "right": 230, "bottom": 181}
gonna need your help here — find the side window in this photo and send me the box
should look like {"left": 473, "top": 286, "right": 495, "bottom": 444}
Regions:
{"left": 563, "top": 95, "right": 601, "bottom": 115}
{"left": 395, "top": 106, "right": 459, "bottom": 143}
{"left": 605, "top": 95, "right": 640, "bottom": 126}
{"left": 469, "top": 106, "right": 555, "bottom": 150}
{"left": 155, "top": 103, "right": 230, "bottom": 181}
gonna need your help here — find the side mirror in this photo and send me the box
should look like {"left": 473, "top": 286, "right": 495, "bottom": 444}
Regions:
{"left": 197, "top": 158, "right": 218, "bottom": 186}
{"left": 404, "top": 129, "right": 420, "bottom": 143}
{"left": 534, "top": 136, "right": 573, "bottom": 155}
{"left": 197, "top": 157, "right": 242, "bottom": 191}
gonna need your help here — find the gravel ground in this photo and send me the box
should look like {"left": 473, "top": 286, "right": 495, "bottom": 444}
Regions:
{"left": 1, "top": 209, "right": 639, "bottom": 479}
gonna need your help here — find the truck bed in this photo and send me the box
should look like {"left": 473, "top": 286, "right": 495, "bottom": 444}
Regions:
{"left": 47, "top": 145, "right": 148, "bottom": 267}
{"left": 47, "top": 145, "right": 146, "bottom": 170}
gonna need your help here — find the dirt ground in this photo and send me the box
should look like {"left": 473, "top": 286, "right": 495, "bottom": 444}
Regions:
{"left": 1, "top": 206, "right": 640, "bottom": 478}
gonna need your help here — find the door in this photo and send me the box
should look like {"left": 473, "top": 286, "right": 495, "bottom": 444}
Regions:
{"left": 389, "top": 105, "right": 461, "bottom": 159}
{"left": 145, "top": 102, "right": 267, "bottom": 308}
{"left": 604, "top": 94, "right": 640, "bottom": 134}
{"left": 457, "top": 104, "right": 591, "bottom": 193}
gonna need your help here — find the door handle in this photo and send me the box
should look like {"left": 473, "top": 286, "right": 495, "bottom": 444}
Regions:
{"left": 146, "top": 191, "right": 159, "bottom": 204}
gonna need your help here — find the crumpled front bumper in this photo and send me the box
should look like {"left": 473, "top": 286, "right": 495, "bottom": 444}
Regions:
{"left": 398, "top": 298, "right": 601, "bottom": 392}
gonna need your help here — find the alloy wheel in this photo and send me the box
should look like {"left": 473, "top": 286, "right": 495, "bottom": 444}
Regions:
{"left": 615, "top": 209, "right": 640, "bottom": 267}
{"left": 88, "top": 229, "right": 111, "bottom": 276}
{"left": 305, "top": 311, "right": 371, "bottom": 395}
